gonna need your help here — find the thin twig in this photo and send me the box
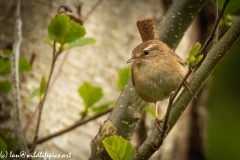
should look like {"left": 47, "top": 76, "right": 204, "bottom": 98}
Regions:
{"left": 82, "top": 0, "right": 103, "bottom": 21}
{"left": 49, "top": 49, "right": 70, "bottom": 91}
{"left": 23, "top": 45, "right": 69, "bottom": 136}
{"left": 30, "top": 42, "right": 58, "bottom": 152}
{"left": 159, "top": 69, "right": 192, "bottom": 143}
{"left": 158, "top": 0, "right": 229, "bottom": 149}
{"left": 27, "top": 108, "right": 112, "bottom": 147}
{"left": 11, "top": 0, "right": 28, "bottom": 153}
{"left": 214, "top": 0, "right": 219, "bottom": 45}
{"left": 196, "top": 0, "right": 229, "bottom": 57}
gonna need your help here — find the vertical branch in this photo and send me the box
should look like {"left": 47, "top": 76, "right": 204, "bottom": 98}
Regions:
{"left": 214, "top": 0, "right": 219, "bottom": 45}
{"left": 30, "top": 42, "right": 57, "bottom": 152}
{"left": 196, "top": 0, "right": 229, "bottom": 57}
{"left": 11, "top": 0, "right": 28, "bottom": 153}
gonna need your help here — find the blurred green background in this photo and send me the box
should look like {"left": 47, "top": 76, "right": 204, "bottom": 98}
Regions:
{"left": 206, "top": 38, "right": 240, "bottom": 160}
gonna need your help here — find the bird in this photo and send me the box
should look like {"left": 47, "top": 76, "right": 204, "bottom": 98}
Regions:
{"left": 127, "top": 39, "right": 187, "bottom": 130}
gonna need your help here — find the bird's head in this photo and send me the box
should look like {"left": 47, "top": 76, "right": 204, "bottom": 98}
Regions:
{"left": 127, "top": 39, "right": 165, "bottom": 64}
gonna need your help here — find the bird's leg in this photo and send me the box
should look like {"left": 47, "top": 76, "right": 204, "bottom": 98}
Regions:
{"left": 155, "top": 102, "right": 163, "bottom": 131}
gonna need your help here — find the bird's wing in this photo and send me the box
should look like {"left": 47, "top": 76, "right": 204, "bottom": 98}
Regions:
{"left": 169, "top": 48, "right": 185, "bottom": 66}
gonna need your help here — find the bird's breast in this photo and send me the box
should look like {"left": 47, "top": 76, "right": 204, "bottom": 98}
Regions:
{"left": 132, "top": 61, "right": 186, "bottom": 103}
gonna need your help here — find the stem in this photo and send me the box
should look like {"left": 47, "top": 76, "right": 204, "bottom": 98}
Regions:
{"left": 196, "top": 0, "right": 229, "bottom": 57}
{"left": 27, "top": 108, "right": 112, "bottom": 147}
{"left": 30, "top": 42, "right": 57, "bottom": 152}
{"left": 23, "top": 45, "right": 69, "bottom": 136}
{"left": 214, "top": 0, "right": 219, "bottom": 45}
{"left": 11, "top": 0, "right": 28, "bottom": 154}
{"left": 131, "top": 16, "right": 240, "bottom": 160}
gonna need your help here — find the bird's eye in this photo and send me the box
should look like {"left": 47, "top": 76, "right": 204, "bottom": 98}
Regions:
{"left": 144, "top": 50, "right": 149, "bottom": 55}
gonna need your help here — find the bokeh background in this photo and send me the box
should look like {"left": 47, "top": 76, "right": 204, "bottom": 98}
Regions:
{"left": 206, "top": 38, "right": 240, "bottom": 160}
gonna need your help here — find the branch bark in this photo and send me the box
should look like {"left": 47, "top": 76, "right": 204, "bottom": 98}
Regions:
{"left": 156, "top": 0, "right": 207, "bottom": 50}
{"left": 131, "top": 16, "right": 240, "bottom": 159}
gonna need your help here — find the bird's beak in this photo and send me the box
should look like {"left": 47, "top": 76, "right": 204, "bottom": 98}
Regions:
{"left": 126, "top": 57, "right": 136, "bottom": 63}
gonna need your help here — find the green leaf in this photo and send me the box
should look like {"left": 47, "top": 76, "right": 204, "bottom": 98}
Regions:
{"left": 0, "top": 130, "right": 17, "bottom": 152}
{"left": 0, "top": 136, "right": 7, "bottom": 152}
{"left": 187, "top": 42, "right": 203, "bottom": 68}
{"left": 0, "top": 59, "right": 11, "bottom": 75}
{"left": 117, "top": 67, "right": 131, "bottom": 91}
{"left": 64, "top": 37, "right": 96, "bottom": 50}
{"left": 5, "top": 137, "right": 16, "bottom": 152}
{"left": 189, "top": 42, "right": 201, "bottom": 56}
{"left": 0, "top": 81, "right": 11, "bottom": 92}
{"left": 28, "top": 88, "right": 40, "bottom": 100}
{"left": 0, "top": 57, "right": 31, "bottom": 75}
{"left": 145, "top": 106, "right": 155, "bottom": 117}
{"left": 102, "top": 135, "right": 136, "bottom": 160}
{"left": 19, "top": 57, "right": 31, "bottom": 72}
{"left": 48, "top": 14, "right": 86, "bottom": 44}
{"left": 2, "top": 49, "right": 12, "bottom": 56}
{"left": 39, "top": 76, "right": 47, "bottom": 100}
{"left": 90, "top": 101, "right": 115, "bottom": 114}
{"left": 78, "top": 81, "right": 103, "bottom": 109}
{"left": 28, "top": 76, "right": 47, "bottom": 101}
{"left": 43, "top": 38, "right": 53, "bottom": 47}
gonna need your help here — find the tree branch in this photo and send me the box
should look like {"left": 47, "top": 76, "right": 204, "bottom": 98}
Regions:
{"left": 131, "top": 16, "right": 240, "bottom": 159}
{"left": 156, "top": 0, "right": 207, "bottom": 50}
{"left": 11, "top": 0, "right": 28, "bottom": 154}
